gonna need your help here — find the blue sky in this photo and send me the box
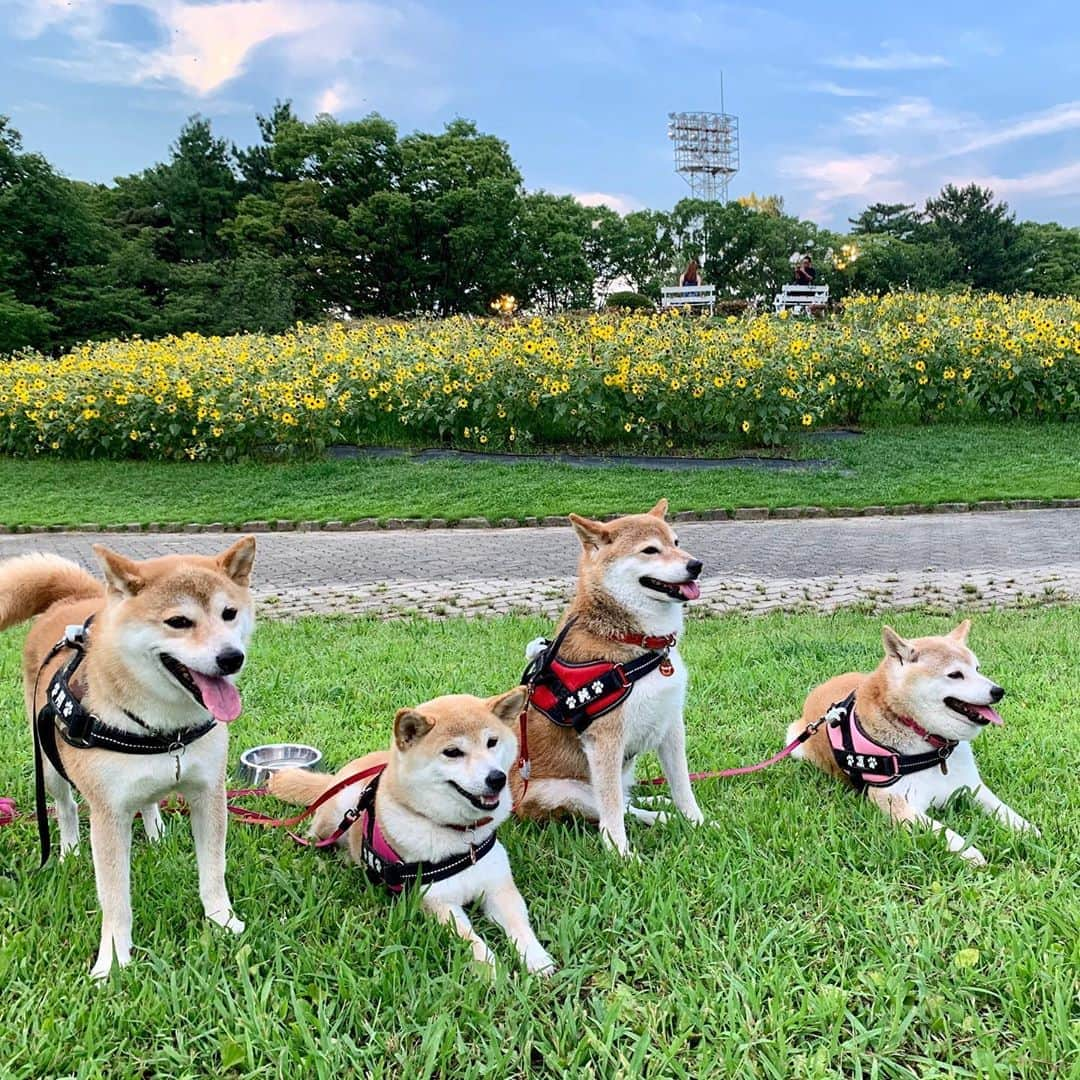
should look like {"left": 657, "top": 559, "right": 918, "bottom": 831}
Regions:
{"left": 3, "top": 0, "right": 1078, "bottom": 227}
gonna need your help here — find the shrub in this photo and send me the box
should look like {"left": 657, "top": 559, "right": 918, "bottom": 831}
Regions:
{"left": 605, "top": 291, "right": 655, "bottom": 312}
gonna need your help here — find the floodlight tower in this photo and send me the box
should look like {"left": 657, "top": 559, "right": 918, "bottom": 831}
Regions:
{"left": 667, "top": 80, "right": 739, "bottom": 203}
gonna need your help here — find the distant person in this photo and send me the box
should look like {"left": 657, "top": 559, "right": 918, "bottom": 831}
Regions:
{"left": 680, "top": 259, "right": 701, "bottom": 287}
{"left": 794, "top": 255, "right": 816, "bottom": 286}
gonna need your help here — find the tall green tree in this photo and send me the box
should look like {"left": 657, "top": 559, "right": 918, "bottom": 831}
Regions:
{"left": 922, "top": 183, "right": 1025, "bottom": 291}
{"left": 849, "top": 202, "right": 922, "bottom": 240}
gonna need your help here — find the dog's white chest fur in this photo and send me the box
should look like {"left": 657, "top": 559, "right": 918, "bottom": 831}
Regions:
{"left": 890, "top": 741, "right": 983, "bottom": 813}
{"left": 620, "top": 648, "right": 688, "bottom": 758}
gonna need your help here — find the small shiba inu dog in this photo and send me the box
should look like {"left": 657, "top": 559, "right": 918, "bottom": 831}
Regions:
{"left": 790, "top": 621, "right": 1039, "bottom": 865}
{"left": 0, "top": 539, "right": 256, "bottom": 977}
{"left": 510, "top": 499, "right": 704, "bottom": 856}
{"left": 269, "top": 688, "right": 555, "bottom": 976}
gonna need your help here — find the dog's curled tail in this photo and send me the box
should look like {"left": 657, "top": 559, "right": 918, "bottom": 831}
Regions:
{"left": 0, "top": 553, "right": 103, "bottom": 631}
{"left": 267, "top": 767, "right": 335, "bottom": 807}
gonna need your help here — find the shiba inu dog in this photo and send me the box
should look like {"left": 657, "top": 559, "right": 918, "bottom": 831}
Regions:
{"left": 0, "top": 538, "right": 256, "bottom": 978}
{"left": 789, "top": 621, "right": 1039, "bottom": 865}
{"left": 510, "top": 499, "right": 704, "bottom": 856}
{"left": 268, "top": 688, "right": 555, "bottom": 976}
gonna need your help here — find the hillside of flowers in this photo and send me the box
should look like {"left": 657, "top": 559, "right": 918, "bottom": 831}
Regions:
{"left": 1, "top": 292, "right": 1077, "bottom": 460}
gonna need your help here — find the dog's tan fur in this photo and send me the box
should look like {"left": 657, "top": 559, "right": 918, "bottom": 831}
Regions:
{"left": 269, "top": 690, "right": 555, "bottom": 974}
{"left": 1, "top": 540, "right": 256, "bottom": 977}
{"left": 510, "top": 499, "right": 704, "bottom": 853}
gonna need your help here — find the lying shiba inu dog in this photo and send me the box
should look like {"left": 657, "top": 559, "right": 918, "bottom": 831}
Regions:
{"left": 789, "top": 621, "right": 1039, "bottom": 865}
{"left": 0, "top": 539, "right": 255, "bottom": 977}
{"left": 510, "top": 499, "right": 704, "bottom": 856}
{"left": 268, "top": 688, "right": 555, "bottom": 976}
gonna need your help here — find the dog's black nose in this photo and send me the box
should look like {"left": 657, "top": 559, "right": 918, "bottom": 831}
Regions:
{"left": 686, "top": 559, "right": 703, "bottom": 579}
{"left": 216, "top": 648, "right": 245, "bottom": 675}
{"left": 485, "top": 769, "right": 507, "bottom": 793}
{"left": 990, "top": 685, "right": 1005, "bottom": 702}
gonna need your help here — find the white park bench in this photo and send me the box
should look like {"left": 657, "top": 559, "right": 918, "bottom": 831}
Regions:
{"left": 661, "top": 285, "right": 716, "bottom": 314}
{"left": 773, "top": 284, "right": 829, "bottom": 315}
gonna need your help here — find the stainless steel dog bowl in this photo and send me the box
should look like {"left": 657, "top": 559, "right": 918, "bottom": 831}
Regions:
{"left": 238, "top": 744, "right": 322, "bottom": 786}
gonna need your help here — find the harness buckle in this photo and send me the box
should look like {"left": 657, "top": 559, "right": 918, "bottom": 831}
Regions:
{"left": 613, "top": 664, "right": 630, "bottom": 689}
{"left": 469, "top": 844, "right": 478, "bottom": 865}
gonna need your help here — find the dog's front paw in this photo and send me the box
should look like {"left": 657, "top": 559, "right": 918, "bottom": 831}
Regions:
{"left": 959, "top": 845, "right": 987, "bottom": 867}
{"left": 682, "top": 807, "right": 706, "bottom": 826}
{"left": 207, "top": 908, "right": 245, "bottom": 934}
{"left": 526, "top": 947, "right": 557, "bottom": 977}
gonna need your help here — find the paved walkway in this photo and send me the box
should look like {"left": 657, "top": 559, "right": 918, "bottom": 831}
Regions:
{"left": 1, "top": 510, "right": 1077, "bottom": 620}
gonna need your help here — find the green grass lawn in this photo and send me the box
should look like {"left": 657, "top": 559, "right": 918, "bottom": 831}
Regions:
{"left": 0, "top": 609, "right": 1076, "bottom": 1077}
{"left": 1, "top": 422, "right": 1077, "bottom": 527}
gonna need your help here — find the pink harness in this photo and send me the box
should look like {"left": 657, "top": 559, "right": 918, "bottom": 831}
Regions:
{"left": 824, "top": 692, "right": 956, "bottom": 791}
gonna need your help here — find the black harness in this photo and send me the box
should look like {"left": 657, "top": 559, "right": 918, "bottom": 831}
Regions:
{"left": 826, "top": 691, "right": 957, "bottom": 794}
{"left": 520, "top": 619, "right": 670, "bottom": 734}
{"left": 349, "top": 772, "right": 497, "bottom": 894}
{"left": 32, "top": 619, "right": 216, "bottom": 865}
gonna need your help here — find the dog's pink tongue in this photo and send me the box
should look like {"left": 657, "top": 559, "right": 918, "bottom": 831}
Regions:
{"left": 189, "top": 671, "right": 242, "bottom": 723}
{"left": 679, "top": 581, "right": 701, "bottom": 601}
{"left": 971, "top": 704, "right": 1003, "bottom": 726}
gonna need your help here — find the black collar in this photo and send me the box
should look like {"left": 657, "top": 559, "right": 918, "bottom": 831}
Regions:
{"left": 352, "top": 774, "right": 498, "bottom": 894}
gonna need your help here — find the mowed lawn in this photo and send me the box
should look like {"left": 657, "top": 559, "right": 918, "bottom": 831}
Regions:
{"left": 0, "top": 609, "right": 1076, "bottom": 1078}
{"left": 0, "top": 422, "right": 1078, "bottom": 527}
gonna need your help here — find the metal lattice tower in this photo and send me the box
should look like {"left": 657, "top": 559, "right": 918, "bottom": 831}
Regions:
{"left": 667, "top": 104, "right": 740, "bottom": 203}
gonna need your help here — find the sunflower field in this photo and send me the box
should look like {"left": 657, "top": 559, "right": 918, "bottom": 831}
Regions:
{"left": 1, "top": 291, "right": 1077, "bottom": 460}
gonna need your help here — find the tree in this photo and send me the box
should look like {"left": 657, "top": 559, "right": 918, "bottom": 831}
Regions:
{"left": 1017, "top": 221, "right": 1080, "bottom": 297}
{"left": 849, "top": 202, "right": 922, "bottom": 240}
{"left": 922, "top": 184, "right": 1025, "bottom": 291}
{"left": 513, "top": 193, "right": 595, "bottom": 311}
{"left": 737, "top": 192, "right": 785, "bottom": 216}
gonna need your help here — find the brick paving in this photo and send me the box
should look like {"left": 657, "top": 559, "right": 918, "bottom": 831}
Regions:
{"left": 1, "top": 510, "right": 1077, "bottom": 620}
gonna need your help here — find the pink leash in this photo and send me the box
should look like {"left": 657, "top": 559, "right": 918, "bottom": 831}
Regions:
{"left": 641, "top": 717, "right": 824, "bottom": 787}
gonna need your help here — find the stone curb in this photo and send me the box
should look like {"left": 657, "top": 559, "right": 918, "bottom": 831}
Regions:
{"left": 2, "top": 498, "right": 1079, "bottom": 535}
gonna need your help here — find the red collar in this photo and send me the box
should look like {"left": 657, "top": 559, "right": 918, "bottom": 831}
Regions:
{"left": 446, "top": 816, "right": 493, "bottom": 831}
{"left": 611, "top": 631, "right": 677, "bottom": 650}
{"left": 894, "top": 713, "right": 954, "bottom": 751}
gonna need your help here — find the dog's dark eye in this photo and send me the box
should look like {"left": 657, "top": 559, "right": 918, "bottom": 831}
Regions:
{"left": 442, "top": 747, "right": 464, "bottom": 758}
{"left": 222, "top": 607, "right": 237, "bottom": 622}
{"left": 947, "top": 671, "right": 965, "bottom": 680}
{"left": 673, "top": 538, "right": 680, "bottom": 547}
{"left": 642, "top": 546, "right": 660, "bottom": 555}
{"left": 164, "top": 615, "right": 194, "bottom": 630}
{"left": 487, "top": 737, "right": 498, "bottom": 749}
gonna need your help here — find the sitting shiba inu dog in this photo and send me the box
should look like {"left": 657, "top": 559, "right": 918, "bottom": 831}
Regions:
{"left": 790, "top": 621, "right": 1039, "bottom": 865}
{"left": 0, "top": 539, "right": 256, "bottom": 977}
{"left": 510, "top": 499, "right": 704, "bottom": 856}
{"left": 268, "top": 688, "right": 555, "bottom": 976}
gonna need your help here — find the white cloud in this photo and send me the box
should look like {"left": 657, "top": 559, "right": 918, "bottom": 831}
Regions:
{"left": 807, "top": 81, "right": 882, "bottom": 98}
{"left": 571, "top": 191, "right": 644, "bottom": 216}
{"left": 316, "top": 80, "right": 348, "bottom": 116}
{"left": 828, "top": 43, "right": 950, "bottom": 71}
{"left": 780, "top": 152, "right": 907, "bottom": 206}
{"left": 951, "top": 101, "right": 1080, "bottom": 155}
{"left": 844, "top": 97, "right": 971, "bottom": 142}
{"left": 959, "top": 161, "right": 1080, "bottom": 198}
{"left": 9, "top": 0, "right": 443, "bottom": 101}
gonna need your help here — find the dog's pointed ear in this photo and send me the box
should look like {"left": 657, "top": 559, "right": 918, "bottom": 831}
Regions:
{"left": 92, "top": 545, "right": 145, "bottom": 598}
{"left": 486, "top": 686, "right": 528, "bottom": 726}
{"left": 568, "top": 513, "right": 611, "bottom": 551}
{"left": 948, "top": 619, "right": 971, "bottom": 644}
{"left": 394, "top": 708, "right": 434, "bottom": 751}
{"left": 217, "top": 535, "right": 256, "bottom": 587}
{"left": 882, "top": 625, "right": 918, "bottom": 664}
{"left": 647, "top": 498, "right": 669, "bottom": 519}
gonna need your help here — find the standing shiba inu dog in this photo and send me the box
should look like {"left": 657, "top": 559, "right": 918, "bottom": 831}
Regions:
{"left": 789, "top": 621, "right": 1039, "bottom": 865}
{"left": 510, "top": 499, "right": 704, "bottom": 856}
{"left": 269, "top": 689, "right": 555, "bottom": 975}
{"left": 0, "top": 538, "right": 256, "bottom": 978}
